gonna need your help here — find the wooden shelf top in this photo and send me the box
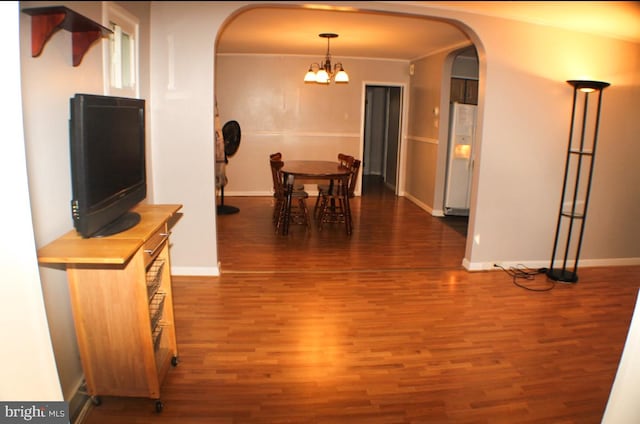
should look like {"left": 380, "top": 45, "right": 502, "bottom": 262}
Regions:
{"left": 22, "top": 5, "right": 112, "bottom": 66}
{"left": 22, "top": 6, "right": 112, "bottom": 34}
{"left": 37, "top": 204, "right": 182, "bottom": 266}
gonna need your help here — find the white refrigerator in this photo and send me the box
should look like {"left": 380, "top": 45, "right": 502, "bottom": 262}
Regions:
{"left": 444, "top": 102, "right": 477, "bottom": 216}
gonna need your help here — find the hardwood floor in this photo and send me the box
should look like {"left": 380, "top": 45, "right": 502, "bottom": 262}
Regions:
{"left": 215, "top": 176, "right": 469, "bottom": 273}
{"left": 83, "top": 176, "right": 639, "bottom": 423}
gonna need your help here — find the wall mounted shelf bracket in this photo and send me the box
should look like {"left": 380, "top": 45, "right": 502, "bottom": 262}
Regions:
{"left": 22, "top": 6, "right": 112, "bottom": 67}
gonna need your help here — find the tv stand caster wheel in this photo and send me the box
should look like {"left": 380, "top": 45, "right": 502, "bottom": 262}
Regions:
{"left": 90, "top": 396, "right": 101, "bottom": 406}
{"left": 171, "top": 356, "right": 179, "bottom": 367}
{"left": 155, "top": 400, "right": 163, "bottom": 413}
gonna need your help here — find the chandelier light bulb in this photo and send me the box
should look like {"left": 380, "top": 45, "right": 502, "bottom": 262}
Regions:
{"left": 334, "top": 63, "right": 349, "bottom": 83}
{"left": 304, "top": 67, "right": 317, "bottom": 82}
{"left": 316, "top": 69, "right": 329, "bottom": 83}
{"left": 303, "top": 33, "right": 349, "bottom": 85}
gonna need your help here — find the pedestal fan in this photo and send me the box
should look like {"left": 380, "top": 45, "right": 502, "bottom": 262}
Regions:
{"left": 217, "top": 120, "right": 241, "bottom": 215}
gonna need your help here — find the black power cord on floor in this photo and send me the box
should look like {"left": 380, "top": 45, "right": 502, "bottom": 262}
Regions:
{"left": 494, "top": 264, "right": 556, "bottom": 292}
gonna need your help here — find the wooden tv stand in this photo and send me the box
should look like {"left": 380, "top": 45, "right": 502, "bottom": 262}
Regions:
{"left": 37, "top": 204, "right": 183, "bottom": 412}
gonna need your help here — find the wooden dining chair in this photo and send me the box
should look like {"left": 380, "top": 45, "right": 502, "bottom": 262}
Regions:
{"left": 313, "top": 153, "right": 354, "bottom": 218}
{"left": 269, "top": 155, "right": 284, "bottom": 223}
{"left": 271, "top": 152, "right": 304, "bottom": 192}
{"left": 269, "top": 157, "right": 310, "bottom": 232}
{"left": 316, "top": 158, "right": 361, "bottom": 231}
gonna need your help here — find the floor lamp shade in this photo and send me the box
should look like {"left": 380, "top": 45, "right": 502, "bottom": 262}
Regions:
{"left": 547, "top": 80, "right": 610, "bottom": 283}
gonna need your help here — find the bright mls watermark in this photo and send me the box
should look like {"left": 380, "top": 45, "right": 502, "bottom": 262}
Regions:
{"left": 0, "top": 402, "right": 68, "bottom": 423}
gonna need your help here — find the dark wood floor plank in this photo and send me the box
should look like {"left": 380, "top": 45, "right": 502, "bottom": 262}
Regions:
{"left": 83, "top": 176, "right": 639, "bottom": 423}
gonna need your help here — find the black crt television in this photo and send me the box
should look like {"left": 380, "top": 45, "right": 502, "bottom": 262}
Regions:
{"left": 69, "top": 93, "right": 147, "bottom": 238}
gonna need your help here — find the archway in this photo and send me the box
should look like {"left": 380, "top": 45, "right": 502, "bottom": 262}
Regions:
{"left": 213, "top": 4, "right": 485, "bottom": 270}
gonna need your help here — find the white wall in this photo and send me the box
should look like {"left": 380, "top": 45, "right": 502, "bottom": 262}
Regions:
{"left": 10, "top": 0, "right": 640, "bottom": 411}
{"left": 151, "top": 1, "right": 640, "bottom": 274}
{"left": 462, "top": 15, "right": 640, "bottom": 270}
{"left": 602, "top": 289, "right": 640, "bottom": 423}
{"left": 215, "top": 55, "right": 408, "bottom": 195}
{"left": 149, "top": 1, "right": 234, "bottom": 276}
{"left": 0, "top": 0, "right": 63, "bottom": 401}
{"left": 19, "top": 0, "right": 151, "bottom": 407}
{"left": 405, "top": 50, "right": 449, "bottom": 213}
{"left": 20, "top": 0, "right": 106, "bottom": 403}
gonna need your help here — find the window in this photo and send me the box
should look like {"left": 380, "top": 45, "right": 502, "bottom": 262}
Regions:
{"left": 102, "top": 2, "right": 139, "bottom": 97}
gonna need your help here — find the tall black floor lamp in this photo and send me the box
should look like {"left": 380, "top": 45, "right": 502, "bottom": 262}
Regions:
{"left": 547, "top": 80, "right": 610, "bottom": 283}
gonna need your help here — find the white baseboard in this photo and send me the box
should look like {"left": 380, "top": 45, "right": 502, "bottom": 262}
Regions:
{"left": 222, "top": 188, "right": 325, "bottom": 197}
{"left": 577, "top": 257, "right": 640, "bottom": 267}
{"left": 402, "top": 193, "right": 434, "bottom": 215}
{"left": 220, "top": 190, "right": 272, "bottom": 196}
{"left": 464, "top": 257, "right": 640, "bottom": 272}
{"left": 464, "top": 259, "right": 548, "bottom": 271}
{"left": 72, "top": 397, "right": 92, "bottom": 424}
{"left": 172, "top": 265, "right": 220, "bottom": 276}
{"left": 213, "top": 193, "right": 640, "bottom": 273}
{"left": 67, "top": 378, "right": 90, "bottom": 424}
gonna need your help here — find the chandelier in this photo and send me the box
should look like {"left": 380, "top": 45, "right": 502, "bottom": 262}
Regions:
{"left": 304, "top": 33, "right": 349, "bottom": 84}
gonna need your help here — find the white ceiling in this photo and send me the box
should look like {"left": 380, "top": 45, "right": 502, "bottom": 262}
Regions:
{"left": 216, "top": 2, "right": 640, "bottom": 61}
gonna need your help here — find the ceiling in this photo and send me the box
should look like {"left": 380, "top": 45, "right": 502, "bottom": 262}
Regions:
{"left": 216, "top": 2, "right": 640, "bottom": 61}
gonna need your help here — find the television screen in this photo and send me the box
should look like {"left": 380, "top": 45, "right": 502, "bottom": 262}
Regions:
{"left": 70, "top": 94, "right": 146, "bottom": 238}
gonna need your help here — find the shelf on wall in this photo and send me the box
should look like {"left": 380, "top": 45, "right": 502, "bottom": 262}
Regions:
{"left": 22, "top": 6, "right": 112, "bottom": 67}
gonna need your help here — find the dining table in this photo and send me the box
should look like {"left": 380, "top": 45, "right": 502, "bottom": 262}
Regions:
{"left": 280, "top": 160, "right": 353, "bottom": 236}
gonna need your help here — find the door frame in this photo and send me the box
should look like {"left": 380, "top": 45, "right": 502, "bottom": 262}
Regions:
{"left": 434, "top": 46, "right": 479, "bottom": 217}
{"left": 360, "top": 82, "right": 406, "bottom": 195}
